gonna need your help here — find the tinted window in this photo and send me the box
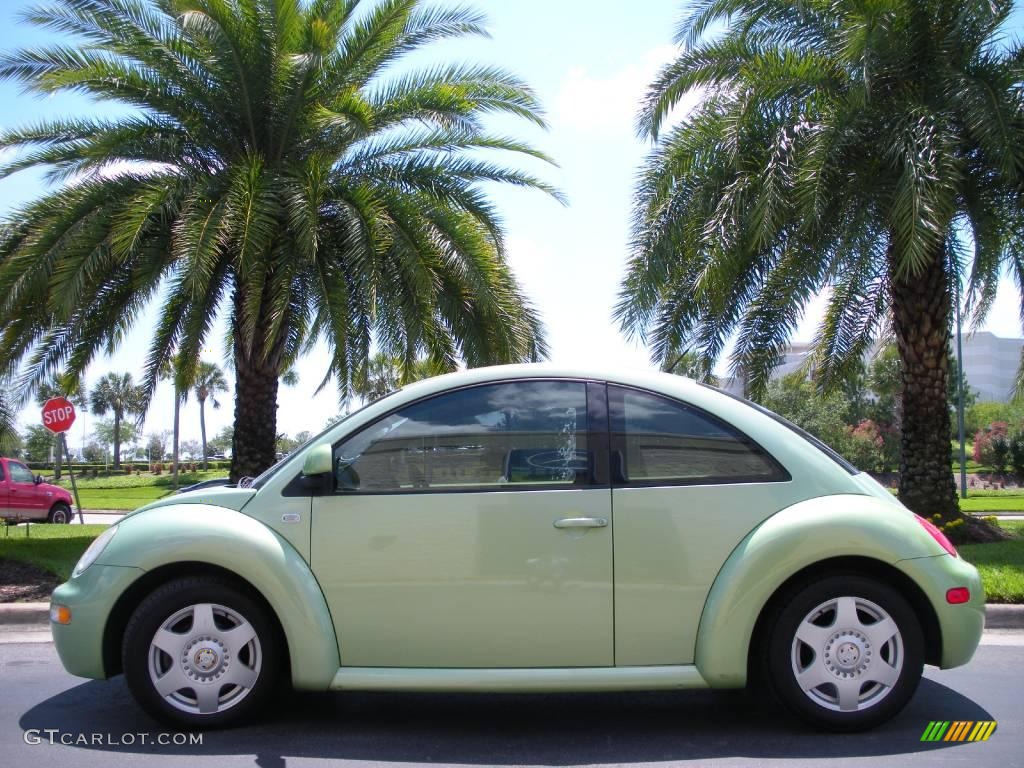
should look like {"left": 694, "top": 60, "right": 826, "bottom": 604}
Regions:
{"left": 8, "top": 462, "right": 34, "bottom": 484}
{"left": 609, "top": 386, "right": 786, "bottom": 485}
{"left": 333, "top": 381, "right": 590, "bottom": 492}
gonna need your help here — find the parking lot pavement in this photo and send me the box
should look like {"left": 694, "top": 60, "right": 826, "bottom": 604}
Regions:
{"left": 0, "top": 637, "right": 1021, "bottom": 768}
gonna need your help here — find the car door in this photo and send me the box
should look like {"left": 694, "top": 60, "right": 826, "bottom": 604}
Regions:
{"left": 0, "top": 461, "right": 8, "bottom": 513}
{"left": 311, "top": 379, "right": 613, "bottom": 668}
{"left": 607, "top": 385, "right": 795, "bottom": 666}
{"left": 6, "top": 460, "right": 46, "bottom": 519}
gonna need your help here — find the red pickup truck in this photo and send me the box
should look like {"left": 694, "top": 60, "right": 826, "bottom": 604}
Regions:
{"left": 0, "top": 457, "right": 74, "bottom": 523}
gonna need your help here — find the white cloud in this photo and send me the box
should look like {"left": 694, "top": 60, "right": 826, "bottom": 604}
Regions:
{"left": 554, "top": 44, "right": 702, "bottom": 135}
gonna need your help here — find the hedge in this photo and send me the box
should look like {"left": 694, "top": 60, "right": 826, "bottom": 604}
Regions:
{"left": 25, "top": 460, "right": 231, "bottom": 473}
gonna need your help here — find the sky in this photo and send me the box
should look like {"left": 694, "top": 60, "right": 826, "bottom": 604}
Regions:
{"left": 1, "top": 0, "right": 1023, "bottom": 453}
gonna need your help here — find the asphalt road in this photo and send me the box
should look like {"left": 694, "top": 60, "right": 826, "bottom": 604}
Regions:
{"left": 0, "top": 637, "right": 1021, "bottom": 768}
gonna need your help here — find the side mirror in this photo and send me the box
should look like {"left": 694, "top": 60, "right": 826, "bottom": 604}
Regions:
{"left": 34, "top": 475, "right": 43, "bottom": 485}
{"left": 302, "top": 443, "right": 333, "bottom": 477}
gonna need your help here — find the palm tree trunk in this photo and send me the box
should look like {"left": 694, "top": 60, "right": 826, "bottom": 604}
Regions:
{"left": 230, "top": 281, "right": 284, "bottom": 482}
{"left": 199, "top": 398, "right": 208, "bottom": 471}
{"left": 172, "top": 390, "right": 180, "bottom": 489}
{"left": 890, "top": 242, "right": 1000, "bottom": 542}
{"left": 231, "top": 359, "right": 279, "bottom": 481}
{"left": 113, "top": 410, "right": 121, "bottom": 470}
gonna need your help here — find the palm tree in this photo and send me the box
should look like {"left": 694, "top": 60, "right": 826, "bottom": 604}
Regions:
{"left": 90, "top": 372, "right": 145, "bottom": 469}
{"left": 617, "top": 0, "right": 1023, "bottom": 541}
{"left": 353, "top": 352, "right": 441, "bottom": 401}
{"left": 158, "top": 353, "right": 192, "bottom": 488}
{"left": 0, "top": 389, "right": 17, "bottom": 455}
{"left": 0, "top": 0, "right": 554, "bottom": 481}
{"left": 193, "top": 361, "right": 229, "bottom": 470}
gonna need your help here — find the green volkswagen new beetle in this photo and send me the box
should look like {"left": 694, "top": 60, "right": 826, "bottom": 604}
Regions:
{"left": 50, "top": 364, "right": 984, "bottom": 731}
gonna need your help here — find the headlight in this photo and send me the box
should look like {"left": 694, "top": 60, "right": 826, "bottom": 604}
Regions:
{"left": 72, "top": 525, "right": 118, "bottom": 578}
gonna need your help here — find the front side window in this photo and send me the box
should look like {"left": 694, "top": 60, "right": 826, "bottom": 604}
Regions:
{"left": 8, "top": 462, "right": 34, "bottom": 484}
{"left": 333, "top": 381, "right": 590, "bottom": 493}
{"left": 609, "top": 386, "right": 787, "bottom": 485}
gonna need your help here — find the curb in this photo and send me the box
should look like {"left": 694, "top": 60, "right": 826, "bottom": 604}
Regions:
{"left": 1, "top": 602, "right": 1021, "bottom": 627}
{"left": 984, "top": 604, "right": 1024, "bottom": 629}
{"left": 0, "top": 602, "right": 49, "bottom": 625}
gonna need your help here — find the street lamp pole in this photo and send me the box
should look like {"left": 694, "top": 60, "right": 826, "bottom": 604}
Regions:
{"left": 954, "top": 263, "right": 968, "bottom": 499}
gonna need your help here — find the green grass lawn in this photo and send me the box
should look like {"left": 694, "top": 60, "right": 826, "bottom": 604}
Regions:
{"left": 960, "top": 521, "right": 1024, "bottom": 604}
{"left": 960, "top": 496, "right": 1024, "bottom": 513}
{"left": 40, "top": 469, "right": 228, "bottom": 510}
{"left": 0, "top": 524, "right": 109, "bottom": 581}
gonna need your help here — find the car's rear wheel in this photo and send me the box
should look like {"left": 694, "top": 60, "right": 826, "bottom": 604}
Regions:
{"left": 765, "top": 574, "right": 924, "bottom": 731}
{"left": 122, "top": 576, "right": 281, "bottom": 728}
{"left": 47, "top": 503, "right": 71, "bottom": 524}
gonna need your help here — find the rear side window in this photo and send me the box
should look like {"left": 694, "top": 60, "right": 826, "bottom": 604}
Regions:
{"left": 608, "top": 386, "right": 788, "bottom": 486}
{"left": 332, "top": 380, "right": 590, "bottom": 493}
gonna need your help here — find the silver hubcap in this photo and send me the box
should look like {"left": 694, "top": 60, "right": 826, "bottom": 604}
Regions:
{"left": 790, "top": 595, "right": 903, "bottom": 712}
{"left": 147, "top": 603, "right": 262, "bottom": 715}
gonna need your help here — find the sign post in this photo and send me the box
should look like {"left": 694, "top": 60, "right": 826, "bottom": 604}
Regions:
{"left": 41, "top": 397, "right": 84, "bottom": 524}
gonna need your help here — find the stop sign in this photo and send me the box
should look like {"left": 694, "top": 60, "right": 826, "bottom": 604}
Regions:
{"left": 41, "top": 396, "right": 76, "bottom": 434}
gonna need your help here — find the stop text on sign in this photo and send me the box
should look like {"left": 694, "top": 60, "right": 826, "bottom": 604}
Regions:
{"left": 41, "top": 397, "right": 77, "bottom": 434}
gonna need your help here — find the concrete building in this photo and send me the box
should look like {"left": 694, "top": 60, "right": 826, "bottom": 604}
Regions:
{"left": 721, "top": 331, "right": 1023, "bottom": 403}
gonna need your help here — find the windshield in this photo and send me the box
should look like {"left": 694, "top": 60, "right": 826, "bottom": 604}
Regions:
{"left": 250, "top": 388, "right": 403, "bottom": 489}
{"left": 698, "top": 383, "right": 860, "bottom": 475}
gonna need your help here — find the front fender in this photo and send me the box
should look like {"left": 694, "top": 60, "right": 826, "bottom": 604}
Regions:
{"left": 694, "top": 494, "right": 945, "bottom": 688}
{"left": 99, "top": 504, "right": 339, "bottom": 690}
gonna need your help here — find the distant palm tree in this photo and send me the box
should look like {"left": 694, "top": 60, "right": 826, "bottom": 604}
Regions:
{"left": 619, "top": 0, "right": 1023, "bottom": 540}
{"left": 353, "top": 353, "right": 441, "bottom": 401}
{"left": 158, "top": 353, "right": 193, "bottom": 488}
{"left": 193, "top": 362, "right": 229, "bottom": 470}
{"left": 90, "top": 372, "right": 145, "bottom": 469}
{"left": 0, "top": 0, "right": 554, "bottom": 481}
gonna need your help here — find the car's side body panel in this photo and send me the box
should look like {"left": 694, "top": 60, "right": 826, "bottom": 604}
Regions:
{"left": 895, "top": 553, "right": 985, "bottom": 668}
{"left": 312, "top": 487, "right": 614, "bottom": 668}
{"left": 330, "top": 664, "right": 709, "bottom": 692}
{"left": 695, "top": 494, "right": 953, "bottom": 687}
{"left": 85, "top": 504, "right": 339, "bottom": 689}
{"left": 613, "top": 482, "right": 811, "bottom": 665}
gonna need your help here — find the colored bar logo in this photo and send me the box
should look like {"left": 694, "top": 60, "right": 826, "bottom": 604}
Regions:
{"left": 921, "top": 721, "right": 997, "bottom": 742}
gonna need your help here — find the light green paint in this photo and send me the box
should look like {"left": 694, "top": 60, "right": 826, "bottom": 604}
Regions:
{"left": 695, "top": 494, "right": 950, "bottom": 687}
{"left": 87, "top": 504, "right": 336, "bottom": 689}
{"left": 311, "top": 488, "right": 614, "bottom": 667}
{"left": 330, "top": 664, "right": 708, "bottom": 692}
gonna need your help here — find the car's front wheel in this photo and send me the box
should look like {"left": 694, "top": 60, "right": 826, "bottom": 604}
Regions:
{"left": 122, "top": 576, "right": 282, "bottom": 728}
{"left": 765, "top": 574, "right": 924, "bottom": 731}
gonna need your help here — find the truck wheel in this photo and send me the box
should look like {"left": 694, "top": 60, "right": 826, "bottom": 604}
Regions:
{"left": 122, "top": 576, "right": 282, "bottom": 729}
{"left": 47, "top": 503, "right": 72, "bottom": 524}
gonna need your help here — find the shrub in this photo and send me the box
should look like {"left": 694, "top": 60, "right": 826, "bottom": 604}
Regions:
{"left": 844, "top": 419, "right": 899, "bottom": 473}
{"left": 991, "top": 435, "right": 1010, "bottom": 475}
{"left": 974, "top": 421, "right": 1010, "bottom": 466}
{"left": 1010, "top": 433, "right": 1024, "bottom": 479}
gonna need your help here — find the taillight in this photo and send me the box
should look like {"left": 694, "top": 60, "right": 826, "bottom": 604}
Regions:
{"left": 946, "top": 587, "right": 970, "bottom": 604}
{"left": 915, "top": 514, "right": 958, "bottom": 557}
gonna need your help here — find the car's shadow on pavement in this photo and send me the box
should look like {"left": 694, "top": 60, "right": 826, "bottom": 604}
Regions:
{"left": 20, "top": 677, "right": 992, "bottom": 764}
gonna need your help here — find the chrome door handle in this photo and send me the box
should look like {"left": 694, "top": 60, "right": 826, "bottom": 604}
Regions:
{"left": 553, "top": 517, "right": 608, "bottom": 529}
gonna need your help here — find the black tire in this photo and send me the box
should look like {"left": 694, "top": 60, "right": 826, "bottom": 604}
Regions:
{"left": 763, "top": 574, "right": 924, "bottom": 731}
{"left": 122, "top": 576, "right": 282, "bottom": 729}
{"left": 47, "top": 503, "right": 72, "bottom": 524}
